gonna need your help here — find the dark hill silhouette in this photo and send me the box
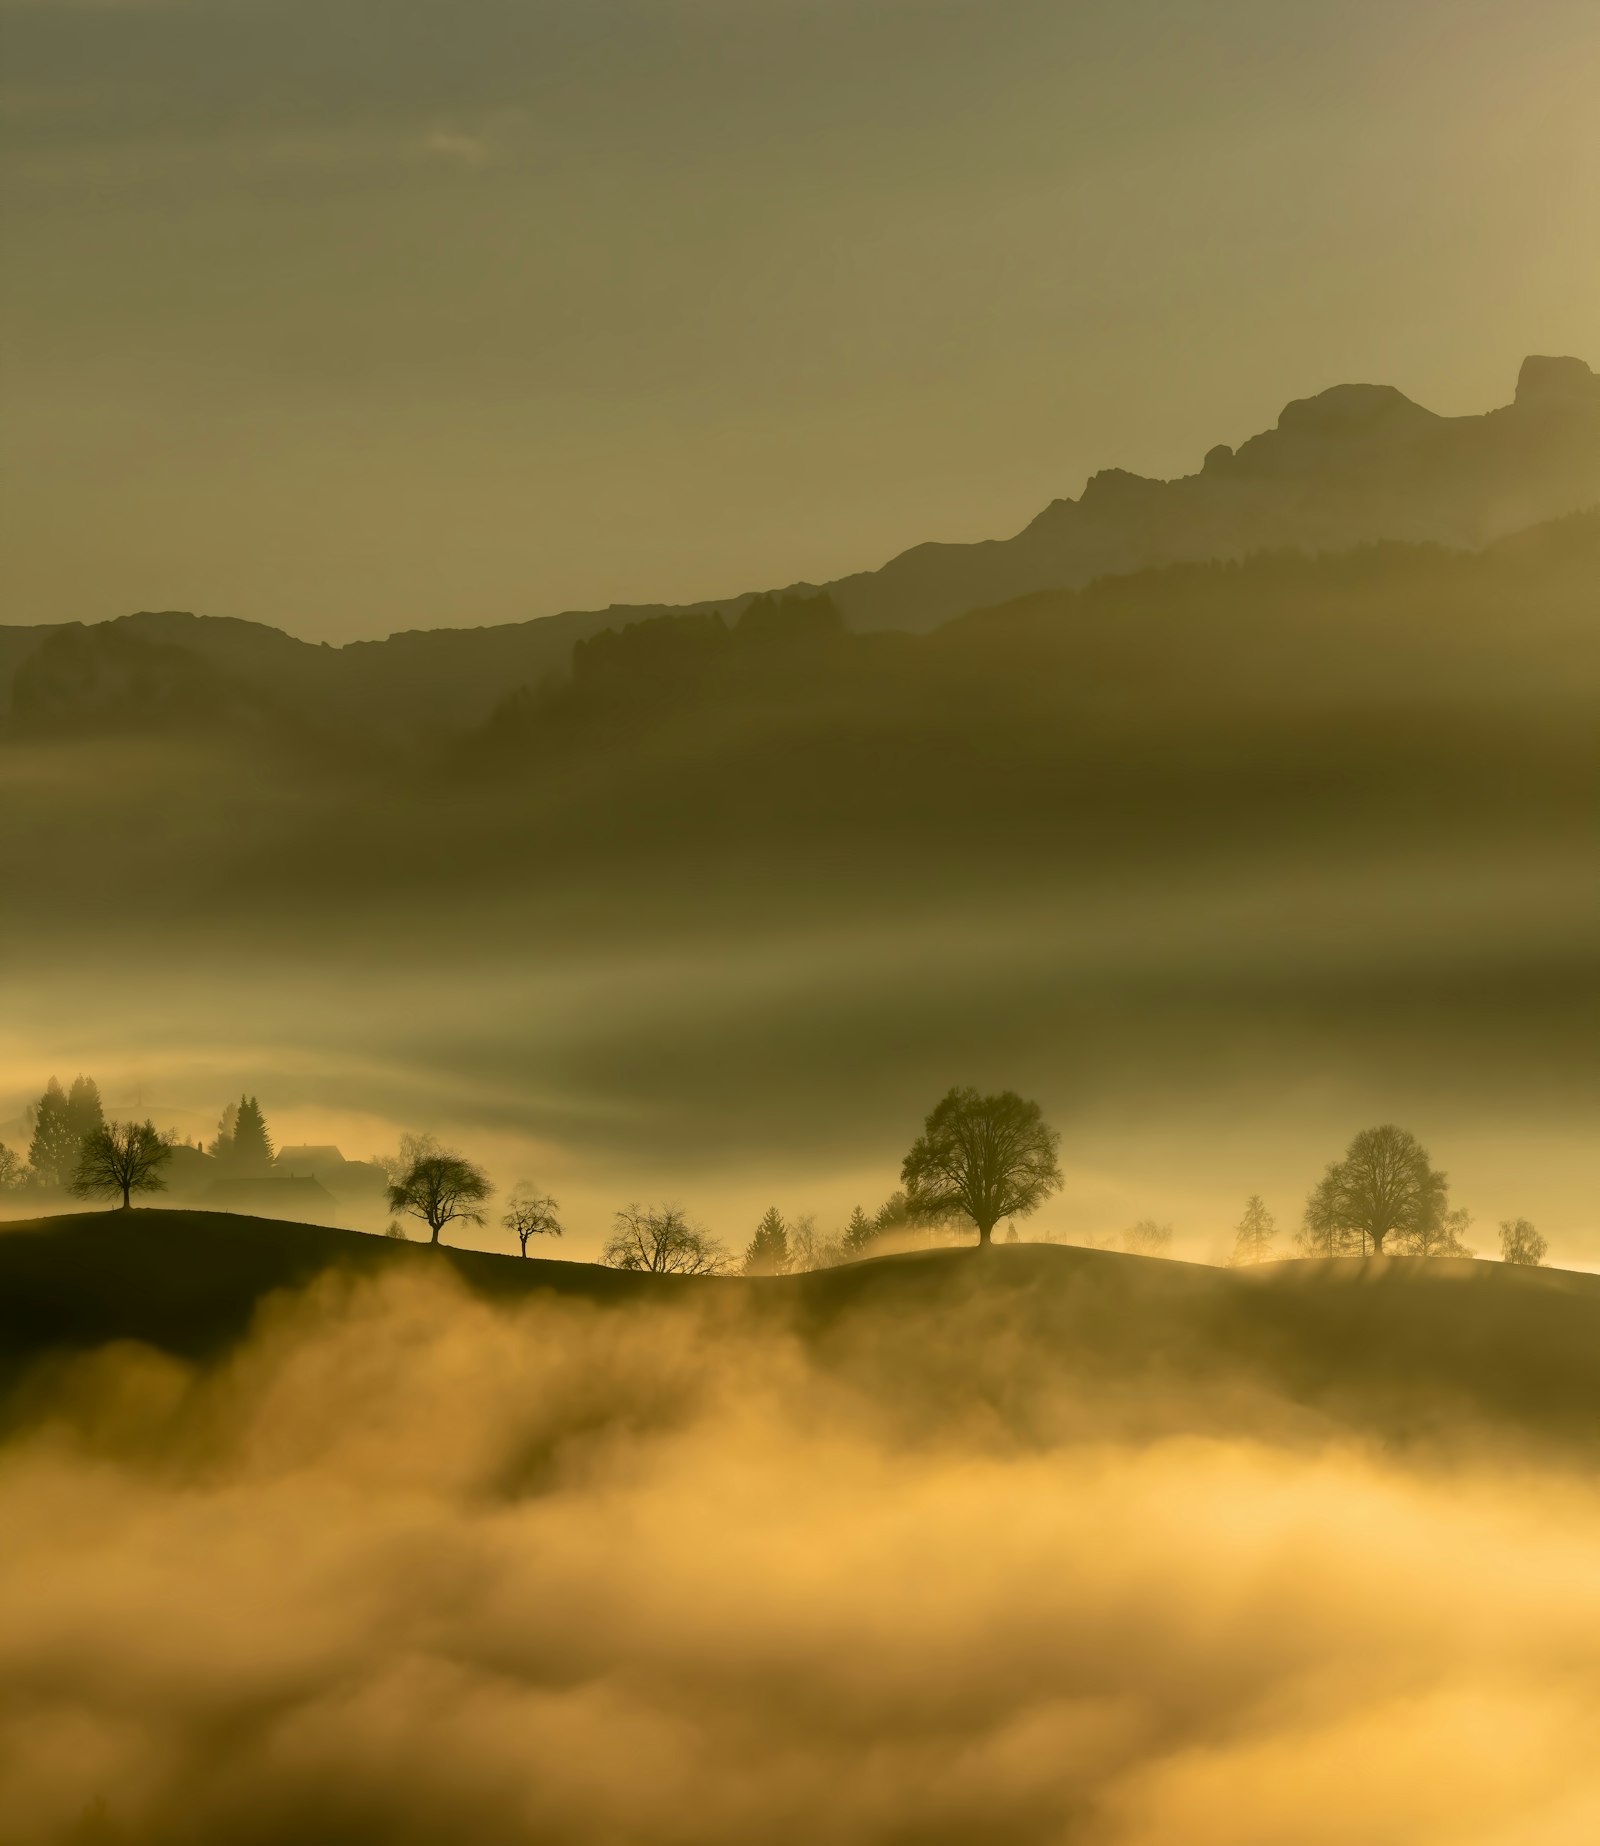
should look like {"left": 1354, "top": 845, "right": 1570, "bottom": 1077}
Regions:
{"left": 3, "top": 1209, "right": 1598, "bottom": 1457}
{"left": 461, "top": 515, "right": 1600, "bottom": 868}
{"left": 3, "top": 356, "right": 1594, "bottom": 740}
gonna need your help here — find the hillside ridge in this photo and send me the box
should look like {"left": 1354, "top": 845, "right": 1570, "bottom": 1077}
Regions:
{"left": 2, "top": 357, "right": 1595, "bottom": 737}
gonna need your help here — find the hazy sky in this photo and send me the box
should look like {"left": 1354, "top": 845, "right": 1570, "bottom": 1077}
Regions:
{"left": 2, "top": 0, "right": 1597, "bottom": 642}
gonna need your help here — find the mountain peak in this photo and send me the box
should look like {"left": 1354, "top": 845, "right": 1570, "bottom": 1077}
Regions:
{"left": 1515, "top": 354, "right": 1598, "bottom": 409}
{"left": 1274, "top": 381, "right": 1436, "bottom": 437}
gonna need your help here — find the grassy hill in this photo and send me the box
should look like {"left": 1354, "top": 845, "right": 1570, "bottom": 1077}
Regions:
{"left": 4, "top": 1209, "right": 1597, "bottom": 1458}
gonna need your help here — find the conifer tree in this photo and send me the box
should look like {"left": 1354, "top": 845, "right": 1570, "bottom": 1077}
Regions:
{"left": 841, "top": 1205, "right": 877, "bottom": 1258}
{"left": 64, "top": 1076, "right": 105, "bottom": 1149}
{"left": 1230, "top": 1195, "right": 1276, "bottom": 1265}
{"left": 209, "top": 1100, "right": 239, "bottom": 1160}
{"left": 741, "top": 1206, "right": 792, "bottom": 1276}
{"left": 230, "top": 1095, "right": 274, "bottom": 1172}
{"left": 214, "top": 1095, "right": 274, "bottom": 1172}
{"left": 27, "top": 1078, "right": 79, "bottom": 1189}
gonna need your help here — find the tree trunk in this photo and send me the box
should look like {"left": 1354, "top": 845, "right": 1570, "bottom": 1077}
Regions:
{"left": 976, "top": 1221, "right": 994, "bottom": 1247}
{"left": 1371, "top": 1229, "right": 1387, "bottom": 1255}
{"left": 121, "top": 1182, "right": 131, "bottom": 1209}
{"left": 430, "top": 1223, "right": 441, "bottom": 1245}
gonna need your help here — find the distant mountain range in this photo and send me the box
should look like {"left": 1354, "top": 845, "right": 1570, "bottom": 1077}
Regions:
{"left": 2, "top": 354, "right": 1595, "bottom": 738}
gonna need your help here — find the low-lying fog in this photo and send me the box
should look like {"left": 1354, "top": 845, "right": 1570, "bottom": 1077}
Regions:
{"left": 3, "top": 792, "right": 1596, "bottom": 1262}
{"left": 3, "top": 1265, "right": 1597, "bottom": 1845}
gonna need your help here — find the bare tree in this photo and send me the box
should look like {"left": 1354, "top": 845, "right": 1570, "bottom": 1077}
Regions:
{"left": 787, "top": 1212, "right": 844, "bottom": 1273}
{"left": 386, "top": 1148, "right": 493, "bottom": 1246}
{"left": 1499, "top": 1218, "right": 1547, "bottom": 1267}
{"left": 503, "top": 1188, "right": 563, "bottom": 1257}
{"left": 70, "top": 1120, "right": 173, "bottom": 1210}
{"left": 1120, "top": 1219, "right": 1173, "bottom": 1258}
{"left": 1302, "top": 1125, "right": 1447, "bottom": 1258}
{"left": 1230, "top": 1195, "right": 1276, "bottom": 1265}
{"left": 900, "top": 1087, "right": 1063, "bottom": 1247}
{"left": 376, "top": 1131, "right": 441, "bottom": 1187}
{"left": 602, "top": 1204, "right": 728, "bottom": 1275}
{"left": 0, "top": 1140, "right": 25, "bottom": 1192}
{"left": 1402, "top": 1205, "right": 1475, "bottom": 1258}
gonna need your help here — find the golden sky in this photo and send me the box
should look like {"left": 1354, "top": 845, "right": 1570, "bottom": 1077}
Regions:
{"left": 1, "top": 0, "right": 1596, "bottom": 642}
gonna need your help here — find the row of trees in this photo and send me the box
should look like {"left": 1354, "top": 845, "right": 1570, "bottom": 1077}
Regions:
{"left": 381, "top": 1135, "right": 563, "bottom": 1256}
{"left": 1226, "top": 1125, "right": 1547, "bottom": 1267}
{"left": 0, "top": 1077, "right": 278, "bottom": 1200}
{"left": 6, "top": 1083, "right": 1555, "bottom": 1272}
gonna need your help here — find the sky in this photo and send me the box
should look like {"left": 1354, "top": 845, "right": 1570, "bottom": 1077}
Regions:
{"left": 2, "top": 0, "right": 1597, "bottom": 643}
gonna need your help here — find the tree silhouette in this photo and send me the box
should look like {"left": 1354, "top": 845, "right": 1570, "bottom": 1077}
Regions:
{"left": 1402, "top": 1205, "right": 1475, "bottom": 1258}
{"left": 1231, "top": 1195, "right": 1276, "bottom": 1265}
{"left": 386, "top": 1149, "right": 493, "bottom": 1245}
{"left": 70, "top": 1120, "right": 172, "bottom": 1210}
{"left": 787, "top": 1213, "right": 843, "bottom": 1272}
{"left": 602, "top": 1204, "right": 728, "bottom": 1275}
{"left": 841, "top": 1206, "right": 877, "bottom": 1258}
{"left": 208, "top": 1100, "right": 239, "bottom": 1158}
{"left": 214, "top": 1094, "right": 274, "bottom": 1173}
{"left": 1303, "top": 1125, "right": 1447, "bottom": 1257}
{"left": 377, "top": 1131, "right": 441, "bottom": 1186}
{"left": 27, "top": 1078, "right": 80, "bottom": 1189}
{"left": 503, "top": 1188, "right": 562, "bottom": 1257}
{"left": 0, "top": 1141, "right": 22, "bottom": 1192}
{"left": 1120, "top": 1219, "right": 1173, "bottom": 1257}
{"left": 1499, "top": 1218, "right": 1547, "bottom": 1266}
{"left": 742, "top": 1206, "right": 791, "bottom": 1276}
{"left": 232, "top": 1096, "right": 274, "bottom": 1170}
{"left": 65, "top": 1076, "right": 105, "bottom": 1148}
{"left": 901, "top": 1087, "right": 1062, "bottom": 1246}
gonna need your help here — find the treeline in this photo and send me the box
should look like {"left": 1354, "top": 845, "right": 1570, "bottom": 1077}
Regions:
{"left": 377, "top": 1093, "right": 1553, "bottom": 1273}
{"left": 5, "top": 1082, "right": 1553, "bottom": 1271}
{"left": 1223, "top": 1125, "right": 1547, "bottom": 1267}
{"left": 0, "top": 1078, "right": 284, "bottom": 1196}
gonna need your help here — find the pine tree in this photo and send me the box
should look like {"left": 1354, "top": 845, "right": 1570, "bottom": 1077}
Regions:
{"left": 27, "top": 1078, "right": 80, "bottom": 1189}
{"left": 1231, "top": 1195, "right": 1276, "bottom": 1265}
{"left": 841, "top": 1205, "right": 877, "bottom": 1258}
{"left": 64, "top": 1075, "right": 105, "bottom": 1148}
{"left": 741, "top": 1206, "right": 791, "bottom": 1276}
{"left": 227, "top": 1095, "right": 274, "bottom": 1173}
{"left": 209, "top": 1100, "right": 239, "bottom": 1160}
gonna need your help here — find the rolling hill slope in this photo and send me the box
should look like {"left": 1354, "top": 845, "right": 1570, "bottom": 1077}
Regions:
{"left": 4, "top": 1210, "right": 1597, "bottom": 1458}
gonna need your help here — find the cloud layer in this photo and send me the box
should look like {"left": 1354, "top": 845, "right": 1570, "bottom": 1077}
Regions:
{"left": 3, "top": 1264, "right": 1598, "bottom": 1843}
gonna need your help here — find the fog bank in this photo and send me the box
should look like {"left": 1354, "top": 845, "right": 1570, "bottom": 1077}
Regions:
{"left": 3, "top": 1266, "right": 1598, "bottom": 1844}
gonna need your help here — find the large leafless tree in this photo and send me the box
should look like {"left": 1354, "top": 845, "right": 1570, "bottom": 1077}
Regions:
{"left": 1302, "top": 1125, "right": 1447, "bottom": 1258}
{"left": 502, "top": 1187, "right": 563, "bottom": 1257}
{"left": 70, "top": 1120, "right": 173, "bottom": 1210}
{"left": 900, "top": 1087, "right": 1063, "bottom": 1247}
{"left": 602, "top": 1204, "right": 728, "bottom": 1275}
{"left": 1499, "top": 1218, "right": 1547, "bottom": 1266}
